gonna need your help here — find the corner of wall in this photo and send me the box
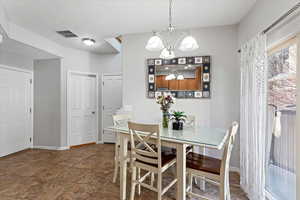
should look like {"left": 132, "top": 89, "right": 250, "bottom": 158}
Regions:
{"left": 0, "top": 1, "right": 9, "bottom": 36}
{"left": 33, "top": 59, "right": 62, "bottom": 147}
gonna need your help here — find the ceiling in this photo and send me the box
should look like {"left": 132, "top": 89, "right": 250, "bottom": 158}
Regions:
{"left": 0, "top": 38, "right": 58, "bottom": 60}
{"left": 1, "top": 0, "right": 256, "bottom": 54}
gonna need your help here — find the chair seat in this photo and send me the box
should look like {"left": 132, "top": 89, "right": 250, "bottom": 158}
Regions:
{"left": 136, "top": 150, "right": 176, "bottom": 167}
{"left": 186, "top": 152, "right": 221, "bottom": 175}
{"left": 119, "top": 143, "right": 190, "bottom": 152}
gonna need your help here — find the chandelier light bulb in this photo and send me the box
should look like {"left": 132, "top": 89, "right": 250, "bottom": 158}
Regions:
{"left": 160, "top": 48, "right": 175, "bottom": 59}
{"left": 179, "top": 36, "right": 199, "bottom": 51}
{"left": 145, "top": 34, "right": 164, "bottom": 51}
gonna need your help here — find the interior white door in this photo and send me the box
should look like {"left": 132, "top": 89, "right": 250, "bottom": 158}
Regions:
{"left": 102, "top": 75, "right": 122, "bottom": 143}
{"left": 69, "top": 73, "right": 97, "bottom": 146}
{"left": 0, "top": 67, "right": 32, "bottom": 157}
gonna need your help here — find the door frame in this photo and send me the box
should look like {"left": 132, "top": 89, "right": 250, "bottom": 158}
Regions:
{"left": 0, "top": 64, "right": 34, "bottom": 150}
{"left": 101, "top": 73, "right": 122, "bottom": 144}
{"left": 67, "top": 70, "right": 99, "bottom": 148}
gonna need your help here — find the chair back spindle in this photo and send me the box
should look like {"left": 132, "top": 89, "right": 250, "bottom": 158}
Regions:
{"left": 112, "top": 114, "right": 132, "bottom": 183}
{"left": 220, "top": 122, "right": 239, "bottom": 183}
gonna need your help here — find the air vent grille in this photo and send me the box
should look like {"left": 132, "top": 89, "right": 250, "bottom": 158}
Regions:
{"left": 56, "top": 30, "right": 78, "bottom": 38}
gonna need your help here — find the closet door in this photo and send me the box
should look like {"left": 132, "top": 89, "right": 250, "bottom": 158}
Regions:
{"left": 68, "top": 72, "right": 98, "bottom": 147}
{"left": 0, "top": 66, "right": 32, "bottom": 157}
{"left": 102, "top": 75, "right": 122, "bottom": 143}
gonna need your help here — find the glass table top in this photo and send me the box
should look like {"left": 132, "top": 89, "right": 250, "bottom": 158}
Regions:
{"left": 105, "top": 126, "right": 228, "bottom": 149}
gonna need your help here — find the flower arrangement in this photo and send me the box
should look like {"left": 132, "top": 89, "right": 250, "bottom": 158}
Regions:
{"left": 156, "top": 94, "right": 175, "bottom": 128}
{"left": 156, "top": 94, "right": 175, "bottom": 112}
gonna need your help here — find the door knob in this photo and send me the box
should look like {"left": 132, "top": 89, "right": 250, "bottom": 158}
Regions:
{"left": 92, "top": 111, "right": 96, "bottom": 114}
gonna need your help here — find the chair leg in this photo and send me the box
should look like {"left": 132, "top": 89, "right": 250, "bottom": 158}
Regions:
{"left": 113, "top": 145, "right": 119, "bottom": 183}
{"left": 200, "top": 146, "right": 206, "bottom": 191}
{"left": 226, "top": 177, "right": 231, "bottom": 200}
{"left": 200, "top": 177, "right": 206, "bottom": 191}
{"left": 188, "top": 173, "right": 193, "bottom": 198}
{"left": 113, "top": 162, "right": 118, "bottom": 183}
{"left": 157, "top": 173, "right": 162, "bottom": 200}
{"left": 137, "top": 168, "right": 141, "bottom": 195}
{"left": 226, "top": 185, "right": 231, "bottom": 200}
{"left": 130, "top": 166, "right": 137, "bottom": 200}
{"left": 151, "top": 172, "right": 155, "bottom": 187}
{"left": 219, "top": 181, "right": 226, "bottom": 200}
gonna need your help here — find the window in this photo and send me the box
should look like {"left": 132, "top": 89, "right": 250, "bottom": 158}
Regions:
{"left": 266, "top": 37, "right": 297, "bottom": 200}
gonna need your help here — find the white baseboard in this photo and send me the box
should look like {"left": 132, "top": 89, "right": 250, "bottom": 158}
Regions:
{"left": 96, "top": 141, "right": 104, "bottom": 144}
{"left": 230, "top": 166, "right": 240, "bottom": 174}
{"left": 57, "top": 146, "right": 70, "bottom": 150}
{"left": 33, "top": 146, "right": 70, "bottom": 151}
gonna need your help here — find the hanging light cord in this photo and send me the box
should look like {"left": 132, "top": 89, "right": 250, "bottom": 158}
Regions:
{"left": 169, "top": 0, "right": 173, "bottom": 29}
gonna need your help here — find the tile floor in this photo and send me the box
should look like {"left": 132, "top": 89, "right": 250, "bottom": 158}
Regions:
{"left": 0, "top": 144, "right": 248, "bottom": 200}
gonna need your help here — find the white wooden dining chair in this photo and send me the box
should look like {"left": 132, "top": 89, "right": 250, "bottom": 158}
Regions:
{"left": 186, "top": 122, "right": 239, "bottom": 200}
{"left": 128, "top": 122, "right": 177, "bottom": 200}
{"left": 112, "top": 114, "right": 132, "bottom": 183}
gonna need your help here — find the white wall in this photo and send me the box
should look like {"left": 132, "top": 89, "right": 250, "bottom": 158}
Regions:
{"left": 0, "top": 3, "right": 124, "bottom": 148}
{"left": 122, "top": 25, "right": 240, "bottom": 168}
{"left": 0, "top": 20, "right": 122, "bottom": 147}
{"left": 238, "top": 0, "right": 299, "bottom": 45}
{"left": 90, "top": 52, "right": 122, "bottom": 142}
{"left": 90, "top": 53, "right": 122, "bottom": 74}
{"left": 0, "top": 51, "right": 33, "bottom": 70}
{"left": 1, "top": 23, "right": 93, "bottom": 148}
{"left": 34, "top": 59, "right": 61, "bottom": 147}
{"left": 0, "top": 0, "right": 9, "bottom": 34}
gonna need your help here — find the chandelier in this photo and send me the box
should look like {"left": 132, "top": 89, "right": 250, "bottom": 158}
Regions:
{"left": 145, "top": 0, "right": 199, "bottom": 59}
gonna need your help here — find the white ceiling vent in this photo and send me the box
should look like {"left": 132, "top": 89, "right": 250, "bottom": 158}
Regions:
{"left": 56, "top": 30, "right": 78, "bottom": 38}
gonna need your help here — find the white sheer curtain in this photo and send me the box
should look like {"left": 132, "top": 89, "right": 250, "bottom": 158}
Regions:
{"left": 240, "top": 34, "right": 267, "bottom": 200}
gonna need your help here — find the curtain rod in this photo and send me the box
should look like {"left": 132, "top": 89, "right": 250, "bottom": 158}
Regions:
{"left": 238, "top": 2, "right": 300, "bottom": 53}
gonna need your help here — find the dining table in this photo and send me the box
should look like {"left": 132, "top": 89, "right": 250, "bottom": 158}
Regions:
{"left": 105, "top": 125, "right": 228, "bottom": 200}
